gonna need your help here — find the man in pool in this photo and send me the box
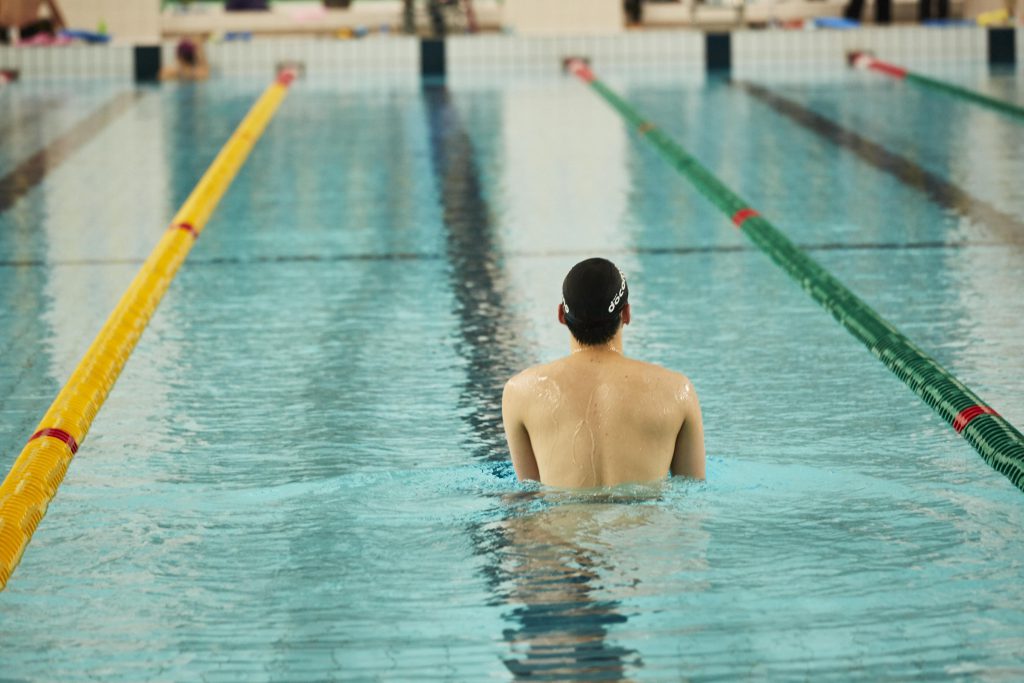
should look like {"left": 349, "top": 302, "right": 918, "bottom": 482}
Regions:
{"left": 160, "top": 37, "right": 209, "bottom": 82}
{"left": 502, "top": 257, "right": 705, "bottom": 487}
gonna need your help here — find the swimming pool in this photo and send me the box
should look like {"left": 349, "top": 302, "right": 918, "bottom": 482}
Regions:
{"left": 1, "top": 63, "right": 1023, "bottom": 679}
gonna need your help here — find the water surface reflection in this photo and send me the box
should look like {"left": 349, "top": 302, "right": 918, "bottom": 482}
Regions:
{"left": 485, "top": 490, "right": 709, "bottom": 680}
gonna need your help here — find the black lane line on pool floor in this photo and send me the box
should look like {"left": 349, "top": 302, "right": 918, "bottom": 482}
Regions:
{"left": 736, "top": 81, "right": 1024, "bottom": 243}
{"left": 0, "top": 97, "right": 62, "bottom": 142}
{"left": 0, "top": 91, "right": 142, "bottom": 216}
{"left": 1, "top": 239, "right": 1018, "bottom": 270}
{"left": 422, "top": 84, "right": 532, "bottom": 464}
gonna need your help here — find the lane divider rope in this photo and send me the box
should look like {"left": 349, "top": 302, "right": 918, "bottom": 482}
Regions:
{"left": 566, "top": 59, "right": 1024, "bottom": 493}
{"left": 848, "top": 51, "right": 1024, "bottom": 123}
{"left": 0, "top": 69, "right": 298, "bottom": 591}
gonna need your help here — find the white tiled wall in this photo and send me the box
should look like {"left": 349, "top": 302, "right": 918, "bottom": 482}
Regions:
{"left": 0, "top": 45, "right": 133, "bottom": 80}
{"left": 0, "top": 29, "right": 1015, "bottom": 82}
{"left": 733, "top": 26, "right": 987, "bottom": 70}
{"left": 1017, "top": 26, "right": 1023, "bottom": 62}
{"left": 199, "top": 37, "right": 418, "bottom": 77}
{"left": 447, "top": 32, "right": 705, "bottom": 75}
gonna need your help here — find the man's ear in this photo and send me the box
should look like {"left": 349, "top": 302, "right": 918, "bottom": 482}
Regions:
{"left": 622, "top": 303, "right": 631, "bottom": 326}
{"left": 557, "top": 303, "right": 567, "bottom": 326}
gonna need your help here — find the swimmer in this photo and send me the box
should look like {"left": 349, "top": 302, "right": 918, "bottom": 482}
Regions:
{"left": 160, "top": 37, "right": 209, "bottom": 81}
{"left": 502, "top": 258, "right": 705, "bottom": 487}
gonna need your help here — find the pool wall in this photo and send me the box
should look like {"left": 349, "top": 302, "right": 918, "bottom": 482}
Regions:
{"left": 0, "top": 27, "right": 1016, "bottom": 83}
{"left": 0, "top": 44, "right": 134, "bottom": 80}
{"left": 162, "top": 35, "right": 421, "bottom": 78}
{"left": 732, "top": 25, "right": 988, "bottom": 65}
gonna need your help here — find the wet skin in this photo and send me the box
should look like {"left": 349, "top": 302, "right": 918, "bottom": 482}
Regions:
{"left": 502, "top": 303, "right": 706, "bottom": 488}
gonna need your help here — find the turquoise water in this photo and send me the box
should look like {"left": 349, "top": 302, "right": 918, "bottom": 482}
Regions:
{"left": 1, "top": 65, "right": 1023, "bottom": 680}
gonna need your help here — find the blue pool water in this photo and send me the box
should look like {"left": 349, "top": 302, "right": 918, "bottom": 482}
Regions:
{"left": 1, "top": 63, "right": 1023, "bottom": 680}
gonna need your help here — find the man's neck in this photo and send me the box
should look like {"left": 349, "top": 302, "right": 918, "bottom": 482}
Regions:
{"left": 569, "top": 330, "right": 624, "bottom": 356}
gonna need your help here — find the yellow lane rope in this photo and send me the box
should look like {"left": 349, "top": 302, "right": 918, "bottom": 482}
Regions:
{"left": 0, "top": 70, "right": 297, "bottom": 591}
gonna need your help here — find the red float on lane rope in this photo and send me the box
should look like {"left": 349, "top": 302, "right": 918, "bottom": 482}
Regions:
{"left": 850, "top": 53, "right": 908, "bottom": 79}
{"left": 954, "top": 405, "right": 1000, "bottom": 434}
{"left": 732, "top": 208, "right": 760, "bottom": 228}
{"left": 28, "top": 428, "right": 79, "bottom": 455}
{"left": 174, "top": 222, "right": 197, "bottom": 238}
{"left": 276, "top": 69, "right": 297, "bottom": 87}
{"left": 868, "top": 60, "right": 908, "bottom": 79}
{"left": 567, "top": 59, "right": 595, "bottom": 84}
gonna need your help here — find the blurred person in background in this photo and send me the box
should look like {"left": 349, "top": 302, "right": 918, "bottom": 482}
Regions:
{"left": 625, "top": 0, "right": 643, "bottom": 25}
{"left": 844, "top": 0, "right": 892, "bottom": 24}
{"left": 0, "top": 0, "right": 64, "bottom": 43}
{"left": 225, "top": 0, "right": 269, "bottom": 9}
{"left": 918, "top": 0, "right": 950, "bottom": 20}
{"left": 161, "top": 36, "right": 210, "bottom": 81}
{"left": 403, "top": 0, "right": 414, "bottom": 33}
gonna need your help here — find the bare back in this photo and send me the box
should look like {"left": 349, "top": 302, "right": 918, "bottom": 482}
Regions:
{"left": 502, "top": 349, "right": 705, "bottom": 487}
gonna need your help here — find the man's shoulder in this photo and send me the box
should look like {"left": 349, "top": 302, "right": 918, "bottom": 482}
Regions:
{"left": 621, "top": 360, "right": 697, "bottom": 419}
{"left": 503, "top": 363, "right": 563, "bottom": 419}
{"left": 623, "top": 356, "right": 691, "bottom": 386}
{"left": 504, "top": 361, "right": 556, "bottom": 394}
{"left": 514, "top": 357, "right": 564, "bottom": 378}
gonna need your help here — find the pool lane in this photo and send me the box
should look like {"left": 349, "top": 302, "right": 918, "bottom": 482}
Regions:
{"left": 421, "top": 85, "right": 649, "bottom": 679}
{"left": 422, "top": 84, "right": 532, "bottom": 463}
{"left": 0, "top": 75, "right": 296, "bottom": 591}
{"left": 850, "top": 53, "right": 1024, "bottom": 123}
{"left": 570, "top": 62, "right": 1024, "bottom": 492}
{"left": 736, "top": 81, "right": 1024, "bottom": 245}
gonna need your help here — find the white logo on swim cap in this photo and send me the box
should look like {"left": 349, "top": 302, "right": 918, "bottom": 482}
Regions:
{"left": 607, "top": 270, "right": 627, "bottom": 313}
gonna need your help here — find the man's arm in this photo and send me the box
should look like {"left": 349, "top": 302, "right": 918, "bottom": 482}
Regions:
{"left": 670, "top": 381, "right": 705, "bottom": 480}
{"left": 502, "top": 378, "right": 540, "bottom": 481}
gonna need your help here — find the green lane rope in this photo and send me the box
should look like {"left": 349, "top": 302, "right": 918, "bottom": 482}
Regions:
{"left": 850, "top": 52, "right": 1024, "bottom": 123}
{"left": 567, "top": 60, "right": 1024, "bottom": 493}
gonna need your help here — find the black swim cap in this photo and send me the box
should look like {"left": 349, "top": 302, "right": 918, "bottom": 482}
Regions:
{"left": 561, "top": 258, "right": 628, "bottom": 326}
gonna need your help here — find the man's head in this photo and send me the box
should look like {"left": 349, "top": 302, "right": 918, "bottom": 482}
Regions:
{"left": 177, "top": 38, "right": 198, "bottom": 67}
{"left": 558, "top": 257, "right": 630, "bottom": 346}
